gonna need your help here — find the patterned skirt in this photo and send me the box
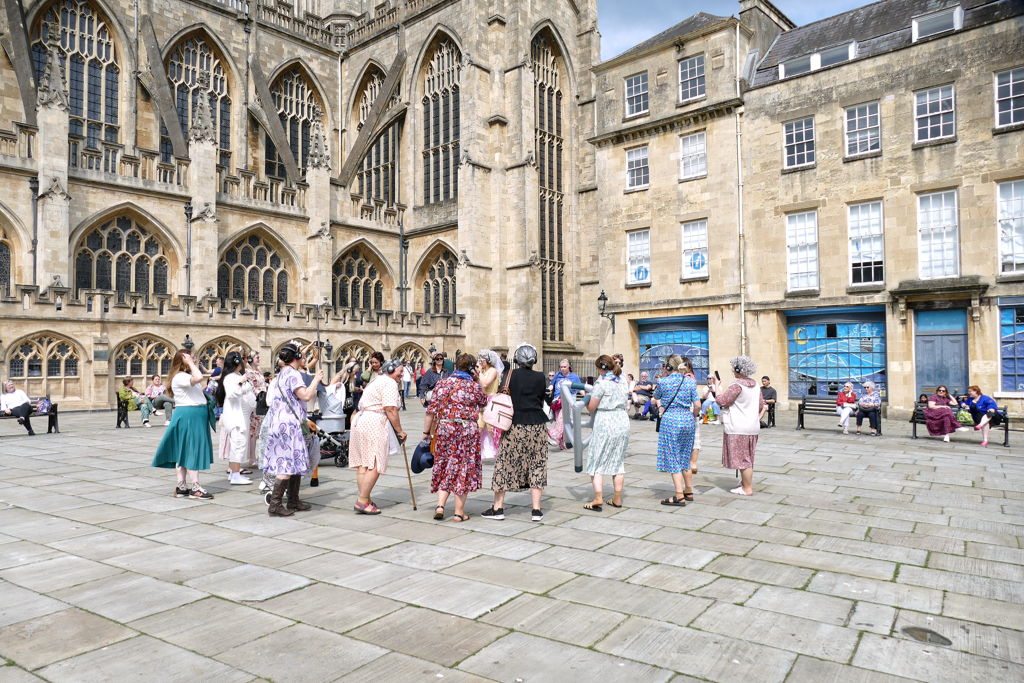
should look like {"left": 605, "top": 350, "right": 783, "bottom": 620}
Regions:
{"left": 430, "top": 421, "right": 483, "bottom": 495}
{"left": 722, "top": 433, "right": 758, "bottom": 470}
{"left": 492, "top": 423, "right": 548, "bottom": 491}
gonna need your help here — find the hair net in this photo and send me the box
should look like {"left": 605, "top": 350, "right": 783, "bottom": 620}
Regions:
{"left": 513, "top": 344, "right": 538, "bottom": 368}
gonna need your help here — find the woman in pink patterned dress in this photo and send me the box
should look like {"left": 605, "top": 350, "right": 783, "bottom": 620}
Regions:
{"left": 423, "top": 354, "right": 488, "bottom": 522}
{"left": 349, "top": 359, "right": 407, "bottom": 514}
{"left": 244, "top": 351, "right": 267, "bottom": 467}
{"left": 707, "top": 355, "right": 767, "bottom": 497}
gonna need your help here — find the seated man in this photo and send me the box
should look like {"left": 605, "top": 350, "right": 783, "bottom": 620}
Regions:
{"left": 1, "top": 380, "right": 35, "bottom": 435}
{"left": 631, "top": 372, "right": 654, "bottom": 419}
{"left": 760, "top": 375, "right": 777, "bottom": 427}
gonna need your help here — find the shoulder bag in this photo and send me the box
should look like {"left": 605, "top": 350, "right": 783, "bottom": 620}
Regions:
{"left": 277, "top": 378, "right": 311, "bottom": 437}
{"left": 655, "top": 375, "right": 685, "bottom": 433}
{"left": 255, "top": 390, "right": 269, "bottom": 416}
{"left": 481, "top": 369, "right": 515, "bottom": 431}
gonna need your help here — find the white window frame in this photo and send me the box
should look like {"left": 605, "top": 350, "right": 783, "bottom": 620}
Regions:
{"left": 779, "top": 43, "right": 856, "bottom": 78}
{"left": 678, "top": 54, "right": 706, "bottom": 103}
{"left": 626, "top": 145, "right": 649, "bottom": 189}
{"left": 915, "top": 85, "right": 956, "bottom": 142}
{"left": 627, "top": 229, "right": 651, "bottom": 285}
{"left": 624, "top": 72, "right": 649, "bottom": 118}
{"left": 786, "top": 211, "right": 819, "bottom": 291}
{"left": 912, "top": 5, "right": 963, "bottom": 42}
{"left": 999, "top": 179, "right": 1024, "bottom": 273}
{"left": 848, "top": 201, "right": 885, "bottom": 285}
{"left": 679, "top": 131, "right": 707, "bottom": 179}
{"left": 681, "top": 219, "right": 709, "bottom": 280}
{"left": 845, "top": 101, "right": 880, "bottom": 156}
{"left": 783, "top": 117, "right": 815, "bottom": 169}
{"left": 917, "top": 190, "right": 960, "bottom": 279}
{"left": 995, "top": 67, "right": 1024, "bottom": 129}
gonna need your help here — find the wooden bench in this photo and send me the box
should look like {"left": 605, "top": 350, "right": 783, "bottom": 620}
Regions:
{"left": 0, "top": 395, "right": 59, "bottom": 434}
{"left": 797, "top": 396, "right": 883, "bottom": 435}
{"left": 911, "top": 401, "right": 1009, "bottom": 447}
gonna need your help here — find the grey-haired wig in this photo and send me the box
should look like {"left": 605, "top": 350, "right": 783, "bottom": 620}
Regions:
{"left": 513, "top": 344, "right": 538, "bottom": 368}
{"left": 382, "top": 359, "right": 404, "bottom": 375}
{"left": 478, "top": 349, "right": 500, "bottom": 368}
{"left": 729, "top": 355, "right": 757, "bottom": 378}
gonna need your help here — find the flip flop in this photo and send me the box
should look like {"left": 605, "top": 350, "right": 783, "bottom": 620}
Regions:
{"left": 583, "top": 502, "right": 603, "bottom": 512}
{"left": 661, "top": 496, "right": 687, "bottom": 507}
{"left": 606, "top": 500, "right": 622, "bottom": 508}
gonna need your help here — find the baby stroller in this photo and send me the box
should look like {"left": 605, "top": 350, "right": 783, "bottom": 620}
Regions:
{"left": 323, "top": 430, "right": 349, "bottom": 468}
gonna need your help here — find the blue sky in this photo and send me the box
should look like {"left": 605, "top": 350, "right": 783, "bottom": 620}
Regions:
{"left": 597, "top": 0, "right": 870, "bottom": 60}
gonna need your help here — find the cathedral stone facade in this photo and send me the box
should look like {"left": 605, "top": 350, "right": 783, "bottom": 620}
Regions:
{"left": 0, "top": 0, "right": 600, "bottom": 409}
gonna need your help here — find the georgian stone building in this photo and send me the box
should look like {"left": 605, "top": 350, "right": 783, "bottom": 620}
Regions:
{"left": 587, "top": 0, "right": 1024, "bottom": 418}
{"left": 0, "top": 0, "right": 600, "bottom": 408}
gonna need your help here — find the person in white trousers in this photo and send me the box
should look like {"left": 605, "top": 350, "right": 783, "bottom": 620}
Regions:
{"left": 216, "top": 351, "right": 256, "bottom": 485}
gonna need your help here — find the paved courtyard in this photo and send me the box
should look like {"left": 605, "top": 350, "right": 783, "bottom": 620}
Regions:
{"left": 1, "top": 406, "right": 1023, "bottom": 683}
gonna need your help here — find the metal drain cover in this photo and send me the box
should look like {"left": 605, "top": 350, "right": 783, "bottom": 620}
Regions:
{"left": 902, "top": 626, "right": 952, "bottom": 646}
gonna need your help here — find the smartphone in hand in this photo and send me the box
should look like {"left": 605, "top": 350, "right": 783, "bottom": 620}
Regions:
{"left": 714, "top": 370, "right": 721, "bottom": 381}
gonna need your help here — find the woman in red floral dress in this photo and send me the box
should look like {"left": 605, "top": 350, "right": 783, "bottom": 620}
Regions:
{"left": 423, "top": 353, "right": 488, "bottom": 522}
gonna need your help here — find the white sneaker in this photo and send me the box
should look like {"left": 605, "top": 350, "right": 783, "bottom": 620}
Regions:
{"left": 163, "top": 418, "right": 170, "bottom": 426}
{"left": 154, "top": 410, "right": 163, "bottom": 416}
{"left": 143, "top": 420, "right": 151, "bottom": 428}
{"left": 955, "top": 427, "right": 971, "bottom": 432}
{"left": 943, "top": 434, "right": 951, "bottom": 442}
{"left": 229, "top": 473, "right": 253, "bottom": 485}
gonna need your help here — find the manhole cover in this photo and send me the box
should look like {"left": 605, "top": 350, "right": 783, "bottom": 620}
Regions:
{"left": 901, "top": 626, "right": 952, "bottom": 646}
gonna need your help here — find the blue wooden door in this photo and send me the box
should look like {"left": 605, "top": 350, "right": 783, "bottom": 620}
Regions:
{"left": 915, "top": 310, "right": 969, "bottom": 397}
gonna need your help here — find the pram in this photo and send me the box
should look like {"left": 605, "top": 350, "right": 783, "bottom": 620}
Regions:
{"left": 259, "top": 419, "right": 343, "bottom": 504}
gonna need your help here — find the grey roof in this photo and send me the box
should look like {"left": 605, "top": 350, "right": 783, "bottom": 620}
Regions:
{"left": 753, "top": 0, "right": 1023, "bottom": 88}
{"left": 611, "top": 12, "right": 730, "bottom": 61}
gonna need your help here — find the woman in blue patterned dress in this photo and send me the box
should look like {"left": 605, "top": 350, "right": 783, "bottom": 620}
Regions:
{"left": 583, "top": 355, "right": 631, "bottom": 511}
{"left": 655, "top": 355, "right": 701, "bottom": 507}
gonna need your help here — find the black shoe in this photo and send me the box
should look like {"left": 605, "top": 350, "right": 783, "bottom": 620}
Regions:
{"left": 189, "top": 483, "right": 214, "bottom": 500}
{"left": 481, "top": 507, "right": 505, "bottom": 520}
{"left": 173, "top": 484, "right": 189, "bottom": 498}
{"left": 16, "top": 417, "right": 24, "bottom": 425}
{"left": 531, "top": 509, "right": 544, "bottom": 522}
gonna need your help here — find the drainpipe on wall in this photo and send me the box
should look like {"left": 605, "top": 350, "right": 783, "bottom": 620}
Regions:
{"left": 735, "top": 22, "right": 747, "bottom": 356}
{"left": 29, "top": 176, "right": 38, "bottom": 286}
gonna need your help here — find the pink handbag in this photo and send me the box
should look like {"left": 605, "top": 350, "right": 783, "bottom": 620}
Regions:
{"left": 481, "top": 370, "right": 514, "bottom": 431}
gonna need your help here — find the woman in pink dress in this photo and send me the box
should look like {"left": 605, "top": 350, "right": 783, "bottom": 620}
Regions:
{"left": 349, "top": 359, "right": 408, "bottom": 514}
{"left": 707, "top": 355, "right": 767, "bottom": 497}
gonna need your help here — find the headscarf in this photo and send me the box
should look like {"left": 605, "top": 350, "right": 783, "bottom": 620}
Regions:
{"left": 479, "top": 349, "right": 504, "bottom": 377}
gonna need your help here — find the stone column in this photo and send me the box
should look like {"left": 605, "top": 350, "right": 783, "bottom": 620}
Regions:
{"left": 305, "top": 104, "right": 333, "bottom": 306}
{"left": 35, "top": 33, "right": 71, "bottom": 294}
{"left": 186, "top": 71, "right": 220, "bottom": 297}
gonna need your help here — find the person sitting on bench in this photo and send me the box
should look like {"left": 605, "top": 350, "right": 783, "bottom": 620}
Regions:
{"left": 961, "top": 385, "right": 1001, "bottom": 447}
{"left": 1, "top": 380, "right": 34, "bottom": 436}
{"left": 630, "top": 372, "right": 655, "bottom": 419}
{"left": 145, "top": 375, "right": 175, "bottom": 426}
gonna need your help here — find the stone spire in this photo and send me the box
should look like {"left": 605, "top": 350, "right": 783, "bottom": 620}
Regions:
{"left": 36, "top": 29, "right": 69, "bottom": 112}
{"left": 306, "top": 103, "right": 331, "bottom": 171}
{"left": 189, "top": 71, "right": 217, "bottom": 144}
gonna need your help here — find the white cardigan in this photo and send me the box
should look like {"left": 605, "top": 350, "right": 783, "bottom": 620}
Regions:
{"left": 221, "top": 372, "right": 256, "bottom": 433}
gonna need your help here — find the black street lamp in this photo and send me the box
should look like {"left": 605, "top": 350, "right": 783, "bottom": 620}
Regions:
{"left": 323, "top": 339, "right": 333, "bottom": 362}
{"left": 182, "top": 334, "right": 195, "bottom": 354}
{"left": 598, "top": 290, "right": 616, "bottom": 334}
{"left": 184, "top": 202, "right": 193, "bottom": 298}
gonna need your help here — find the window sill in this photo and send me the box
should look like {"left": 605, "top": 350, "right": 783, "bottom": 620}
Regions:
{"left": 912, "top": 136, "right": 956, "bottom": 150}
{"left": 994, "top": 122, "right": 1024, "bottom": 136}
{"left": 680, "top": 275, "right": 709, "bottom": 283}
{"left": 996, "top": 272, "right": 1024, "bottom": 284}
{"left": 785, "top": 288, "right": 820, "bottom": 299}
{"left": 994, "top": 392, "right": 1024, "bottom": 399}
{"left": 847, "top": 283, "right": 886, "bottom": 294}
{"left": 623, "top": 112, "right": 650, "bottom": 123}
{"left": 625, "top": 282, "right": 652, "bottom": 289}
{"left": 676, "top": 96, "right": 707, "bottom": 109}
{"left": 679, "top": 174, "right": 708, "bottom": 184}
{"left": 782, "top": 163, "right": 816, "bottom": 175}
{"left": 624, "top": 186, "right": 649, "bottom": 194}
{"left": 844, "top": 150, "right": 882, "bottom": 163}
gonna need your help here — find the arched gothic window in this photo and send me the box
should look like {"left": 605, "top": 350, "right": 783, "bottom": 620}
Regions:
{"left": 161, "top": 36, "right": 231, "bottom": 166}
{"left": 114, "top": 337, "right": 175, "bottom": 380}
{"left": 31, "top": 0, "right": 119, "bottom": 152}
{"left": 217, "top": 234, "right": 289, "bottom": 307}
{"left": 337, "top": 341, "right": 373, "bottom": 368}
{"left": 0, "top": 228, "right": 12, "bottom": 297}
{"left": 422, "top": 249, "right": 456, "bottom": 315}
{"left": 355, "top": 70, "right": 402, "bottom": 207}
{"left": 6, "top": 334, "right": 81, "bottom": 398}
{"left": 265, "top": 68, "right": 322, "bottom": 179}
{"left": 197, "top": 338, "right": 245, "bottom": 372}
{"left": 392, "top": 344, "right": 426, "bottom": 369}
{"left": 332, "top": 248, "right": 385, "bottom": 310}
{"left": 534, "top": 35, "right": 565, "bottom": 342}
{"left": 422, "top": 40, "right": 460, "bottom": 205}
{"left": 73, "top": 216, "right": 171, "bottom": 301}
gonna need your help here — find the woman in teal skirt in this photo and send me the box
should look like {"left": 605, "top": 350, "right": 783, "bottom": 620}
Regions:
{"left": 152, "top": 350, "right": 214, "bottom": 499}
{"left": 583, "top": 355, "right": 631, "bottom": 511}
{"left": 655, "top": 355, "right": 701, "bottom": 507}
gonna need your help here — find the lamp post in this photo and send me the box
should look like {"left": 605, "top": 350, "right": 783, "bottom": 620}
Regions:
{"left": 183, "top": 202, "right": 193, "bottom": 298}
{"left": 598, "top": 290, "right": 616, "bottom": 335}
{"left": 182, "top": 334, "right": 194, "bottom": 354}
{"left": 29, "top": 177, "right": 38, "bottom": 287}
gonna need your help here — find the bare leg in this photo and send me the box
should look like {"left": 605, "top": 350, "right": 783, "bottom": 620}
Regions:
{"left": 176, "top": 466, "right": 187, "bottom": 485}
{"left": 682, "top": 469, "right": 693, "bottom": 494}
{"left": 357, "top": 467, "right": 381, "bottom": 504}
{"left": 229, "top": 462, "right": 241, "bottom": 473}
{"left": 690, "top": 448, "right": 699, "bottom": 472}
{"left": 670, "top": 472, "right": 685, "bottom": 499}
{"left": 611, "top": 474, "right": 624, "bottom": 506}
{"left": 741, "top": 468, "right": 753, "bottom": 495}
{"left": 530, "top": 488, "right": 543, "bottom": 510}
{"left": 436, "top": 490, "right": 450, "bottom": 509}
{"left": 493, "top": 491, "right": 506, "bottom": 510}
{"left": 589, "top": 474, "right": 604, "bottom": 506}
{"left": 981, "top": 423, "right": 990, "bottom": 442}
{"left": 187, "top": 469, "right": 200, "bottom": 485}
{"left": 453, "top": 493, "right": 468, "bottom": 518}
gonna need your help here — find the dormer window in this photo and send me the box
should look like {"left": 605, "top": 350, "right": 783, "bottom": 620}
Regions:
{"left": 779, "top": 43, "right": 856, "bottom": 78}
{"left": 912, "top": 6, "right": 963, "bottom": 41}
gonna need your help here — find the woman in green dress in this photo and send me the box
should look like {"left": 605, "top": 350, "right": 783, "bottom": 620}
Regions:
{"left": 583, "top": 355, "right": 631, "bottom": 511}
{"left": 151, "top": 350, "right": 214, "bottom": 499}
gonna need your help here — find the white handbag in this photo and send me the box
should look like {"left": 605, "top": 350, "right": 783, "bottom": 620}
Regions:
{"left": 481, "top": 370, "right": 514, "bottom": 431}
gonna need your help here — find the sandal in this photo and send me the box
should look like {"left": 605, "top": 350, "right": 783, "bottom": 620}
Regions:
{"left": 683, "top": 492, "right": 694, "bottom": 502}
{"left": 452, "top": 513, "right": 470, "bottom": 522}
{"left": 661, "top": 496, "right": 687, "bottom": 507}
{"left": 433, "top": 506, "right": 445, "bottom": 520}
{"left": 354, "top": 501, "right": 381, "bottom": 515}
{"left": 583, "top": 502, "right": 603, "bottom": 512}
{"left": 606, "top": 499, "right": 622, "bottom": 508}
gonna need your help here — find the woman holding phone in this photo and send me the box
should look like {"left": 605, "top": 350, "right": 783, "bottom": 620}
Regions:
{"left": 151, "top": 350, "right": 215, "bottom": 499}
{"left": 708, "top": 356, "right": 767, "bottom": 496}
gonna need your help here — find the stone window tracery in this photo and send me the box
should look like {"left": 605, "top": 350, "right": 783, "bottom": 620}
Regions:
{"left": 265, "top": 68, "right": 322, "bottom": 179}
{"left": 392, "top": 344, "right": 426, "bottom": 368}
{"left": 338, "top": 341, "right": 373, "bottom": 368}
{"left": 73, "top": 216, "right": 171, "bottom": 301}
{"left": 534, "top": 35, "right": 565, "bottom": 342}
{"left": 0, "top": 228, "right": 12, "bottom": 297}
{"left": 217, "top": 234, "right": 289, "bottom": 307}
{"left": 422, "top": 40, "right": 460, "bottom": 205}
{"left": 114, "top": 337, "right": 175, "bottom": 379}
{"left": 332, "top": 248, "right": 385, "bottom": 310}
{"left": 161, "top": 36, "right": 231, "bottom": 166}
{"left": 6, "top": 334, "right": 81, "bottom": 398}
{"left": 31, "top": 0, "right": 118, "bottom": 153}
{"left": 197, "top": 338, "right": 245, "bottom": 371}
{"left": 422, "top": 249, "right": 456, "bottom": 315}
{"left": 355, "top": 69, "right": 402, "bottom": 207}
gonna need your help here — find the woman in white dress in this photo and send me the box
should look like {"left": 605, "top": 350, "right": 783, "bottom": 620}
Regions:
{"left": 215, "top": 351, "right": 256, "bottom": 485}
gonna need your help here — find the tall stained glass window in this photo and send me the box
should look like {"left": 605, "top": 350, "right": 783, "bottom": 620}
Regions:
{"left": 534, "top": 35, "right": 565, "bottom": 342}
{"left": 217, "top": 234, "right": 288, "bottom": 307}
{"left": 73, "top": 216, "right": 170, "bottom": 301}
{"left": 355, "top": 69, "right": 402, "bottom": 207}
{"left": 265, "top": 67, "right": 321, "bottom": 178}
{"left": 162, "top": 36, "right": 231, "bottom": 166}
{"left": 422, "top": 39, "right": 461, "bottom": 204}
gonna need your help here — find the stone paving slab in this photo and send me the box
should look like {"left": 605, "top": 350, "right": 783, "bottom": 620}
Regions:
{"left": 852, "top": 633, "right": 1024, "bottom": 683}
{"left": 443, "top": 554, "right": 575, "bottom": 594}
{"left": 184, "top": 564, "right": 312, "bottom": 601}
{"left": 0, "top": 555, "right": 123, "bottom": 592}
{"left": 0, "top": 608, "right": 136, "bottom": 670}
{"left": 348, "top": 606, "right": 507, "bottom": 666}
{"left": 479, "top": 593, "right": 627, "bottom": 647}
{"left": 334, "top": 652, "right": 497, "bottom": 683}
{"left": 49, "top": 573, "right": 205, "bottom": 623}
{"left": 257, "top": 583, "right": 403, "bottom": 633}
{"left": 371, "top": 570, "right": 520, "bottom": 619}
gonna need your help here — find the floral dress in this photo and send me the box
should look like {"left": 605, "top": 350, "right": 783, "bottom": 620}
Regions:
{"left": 262, "top": 366, "right": 313, "bottom": 476}
{"left": 245, "top": 368, "right": 267, "bottom": 466}
{"left": 428, "top": 376, "right": 488, "bottom": 495}
{"left": 654, "top": 373, "right": 698, "bottom": 473}
{"left": 586, "top": 373, "right": 631, "bottom": 476}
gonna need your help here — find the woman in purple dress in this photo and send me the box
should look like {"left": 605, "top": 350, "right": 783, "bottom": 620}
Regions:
{"left": 263, "top": 342, "right": 323, "bottom": 517}
{"left": 925, "top": 385, "right": 969, "bottom": 443}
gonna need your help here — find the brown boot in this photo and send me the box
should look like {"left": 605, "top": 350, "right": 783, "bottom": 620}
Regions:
{"left": 286, "top": 474, "right": 312, "bottom": 511}
{"left": 268, "top": 479, "right": 294, "bottom": 517}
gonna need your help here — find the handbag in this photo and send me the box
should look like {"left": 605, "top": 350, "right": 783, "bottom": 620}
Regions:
{"left": 255, "top": 391, "right": 269, "bottom": 416}
{"left": 482, "top": 369, "right": 514, "bottom": 431}
{"left": 277, "top": 380, "right": 311, "bottom": 437}
{"left": 35, "top": 398, "right": 51, "bottom": 414}
{"left": 655, "top": 376, "right": 685, "bottom": 433}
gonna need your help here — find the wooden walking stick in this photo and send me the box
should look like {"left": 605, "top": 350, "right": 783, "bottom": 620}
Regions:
{"left": 401, "top": 440, "right": 417, "bottom": 510}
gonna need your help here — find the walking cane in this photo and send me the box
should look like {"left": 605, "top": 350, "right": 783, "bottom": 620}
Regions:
{"left": 401, "top": 440, "right": 417, "bottom": 510}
